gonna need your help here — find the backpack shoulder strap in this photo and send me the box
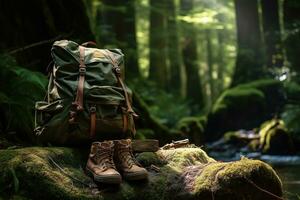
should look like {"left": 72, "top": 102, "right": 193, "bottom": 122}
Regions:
{"left": 104, "top": 50, "right": 137, "bottom": 118}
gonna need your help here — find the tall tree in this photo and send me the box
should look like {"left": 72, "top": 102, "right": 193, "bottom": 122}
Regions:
{"left": 180, "top": 0, "right": 204, "bottom": 107}
{"left": 216, "top": 14, "right": 226, "bottom": 95}
{"left": 284, "top": 0, "right": 300, "bottom": 82}
{"left": 261, "top": 0, "right": 283, "bottom": 69}
{"left": 96, "top": 0, "right": 140, "bottom": 77}
{"left": 166, "top": 0, "right": 182, "bottom": 94}
{"left": 231, "top": 0, "right": 264, "bottom": 86}
{"left": 205, "top": 29, "right": 215, "bottom": 103}
{"left": 149, "top": 0, "right": 168, "bottom": 89}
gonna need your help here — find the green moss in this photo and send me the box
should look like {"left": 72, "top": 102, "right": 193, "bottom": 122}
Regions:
{"left": 136, "top": 152, "right": 165, "bottom": 167}
{"left": 157, "top": 148, "right": 215, "bottom": 170}
{"left": 193, "top": 157, "right": 282, "bottom": 199}
{"left": 135, "top": 129, "right": 156, "bottom": 140}
{"left": 0, "top": 147, "right": 93, "bottom": 200}
{"left": 259, "top": 119, "right": 294, "bottom": 155}
{"left": 248, "top": 139, "right": 260, "bottom": 151}
{"left": 207, "top": 87, "right": 265, "bottom": 141}
{"left": 206, "top": 79, "right": 285, "bottom": 141}
{"left": 0, "top": 146, "right": 283, "bottom": 200}
{"left": 223, "top": 131, "right": 240, "bottom": 142}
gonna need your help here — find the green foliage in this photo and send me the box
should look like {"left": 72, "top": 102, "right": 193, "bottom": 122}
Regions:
{"left": 0, "top": 55, "right": 47, "bottom": 139}
{"left": 281, "top": 104, "right": 300, "bottom": 139}
{"left": 129, "top": 78, "right": 192, "bottom": 127}
{"left": 281, "top": 82, "right": 300, "bottom": 142}
{"left": 135, "top": 129, "right": 156, "bottom": 140}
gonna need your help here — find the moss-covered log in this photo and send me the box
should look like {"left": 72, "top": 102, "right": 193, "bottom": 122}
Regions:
{"left": 205, "top": 79, "right": 286, "bottom": 141}
{"left": 0, "top": 146, "right": 283, "bottom": 200}
{"left": 259, "top": 119, "right": 294, "bottom": 155}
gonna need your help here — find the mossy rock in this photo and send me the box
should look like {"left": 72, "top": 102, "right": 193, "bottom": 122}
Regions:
{"left": 176, "top": 116, "right": 206, "bottom": 145}
{"left": 206, "top": 79, "right": 285, "bottom": 141}
{"left": 0, "top": 146, "right": 283, "bottom": 200}
{"left": 259, "top": 119, "right": 294, "bottom": 155}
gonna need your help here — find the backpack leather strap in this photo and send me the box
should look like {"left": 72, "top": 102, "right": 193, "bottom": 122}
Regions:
{"left": 104, "top": 50, "right": 137, "bottom": 117}
{"left": 90, "top": 106, "right": 96, "bottom": 138}
{"left": 69, "top": 46, "right": 86, "bottom": 123}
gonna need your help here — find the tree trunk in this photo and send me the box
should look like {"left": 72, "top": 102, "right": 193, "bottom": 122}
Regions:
{"left": 166, "top": 0, "right": 182, "bottom": 94}
{"left": 0, "top": 0, "right": 94, "bottom": 72}
{"left": 216, "top": 14, "right": 226, "bottom": 95}
{"left": 284, "top": 0, "right": 300, "bottom": 82}
{"left": 149, "top": 0, "right": 168, "bottom": 89}
{"left": 261, "top": 0, "right": 283, "bottom": 68}
{"left": 96, "top": 0, "right": 140, "bottom": 77}
{"left": 231, "top": 0, "right": 264, "bottom": 86}
{"left": 217, "top": 29, "right": 225, "bottom": 95}
{"left": 180, "top": 0, "right": 204, "bottom": 108}
{"left": 205, "top": 29, "right": 215, "bottom": 103}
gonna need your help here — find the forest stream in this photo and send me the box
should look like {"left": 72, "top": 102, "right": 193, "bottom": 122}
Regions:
{"left": 276, "top": 166, "right": 300, "bottom": 200}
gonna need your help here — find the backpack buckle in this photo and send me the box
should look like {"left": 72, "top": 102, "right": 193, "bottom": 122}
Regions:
{"left": 89, "top": 106, "right": 96, "bottom": 113}
{"left": 113, "top": 67, "right": 121, "bottom": 75}
{"left": 79, "top": 67, "right": 86, "bottom": 75}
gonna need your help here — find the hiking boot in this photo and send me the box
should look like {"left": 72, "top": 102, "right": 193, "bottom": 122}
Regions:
{"left": 86, "top": 141, "right": 122, "bottom": 184}
{"left": 114, "top": 139, "right": 148, "bottom": 180}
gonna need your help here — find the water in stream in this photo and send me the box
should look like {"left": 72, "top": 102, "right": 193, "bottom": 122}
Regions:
{"left": 275, "top": 166, "right": 300, "bottom": 200}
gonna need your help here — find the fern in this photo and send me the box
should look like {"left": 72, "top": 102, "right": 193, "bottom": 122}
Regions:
{"left": 0, "top": 55, "right": 47, "bottom": 139}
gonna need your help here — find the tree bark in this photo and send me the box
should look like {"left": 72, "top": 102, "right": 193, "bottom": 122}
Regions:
{"left": 96, "top": 0, "right": 140, "bottom": 77}
{"left": 205, "top": 29, "right": 215, "bottom": 103}
{"left": 166, "top": 0, "right": 182, "bottom": 94}
{"left": 217, "top": 29, "right": 225, "bottom": 94}
{"left": 216, "top": 14, "right": 226, "bottom": 95}
{"left": 261, "top": 0, "right": 283, "bottom": 68}
{"left": 284, "top": 0, "right": 300, "bottom": 82}
{"left": 149, "top": 0, "right": 168, "bottom": 89}
{"left": 180, "top": 0, "right": 204, "bottom": 108}
{"left": 231, "top": 0, "right": 264, "bottom": 86}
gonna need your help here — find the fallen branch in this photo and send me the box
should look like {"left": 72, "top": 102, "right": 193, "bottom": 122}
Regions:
{"left": 8, "top": 33, "right": 72, "bottom": 55}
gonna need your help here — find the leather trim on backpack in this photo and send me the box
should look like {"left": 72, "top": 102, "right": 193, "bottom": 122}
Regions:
{"left": 90, "top": 105, "right": 97, "bottom": 138}
{"left": 69, "top": 45, "right": 86, "bottom": 123}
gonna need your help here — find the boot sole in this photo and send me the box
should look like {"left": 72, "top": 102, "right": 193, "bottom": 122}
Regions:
{"left": 86, "top": 168, "right": 122, "bottom": 184}
{"left": 123, "top": 171, "right": 148, "bottom": 181}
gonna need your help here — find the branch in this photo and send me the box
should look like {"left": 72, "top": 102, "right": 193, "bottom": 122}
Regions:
{"left": 8, "top": 33, "right": 72, "bottom": 55}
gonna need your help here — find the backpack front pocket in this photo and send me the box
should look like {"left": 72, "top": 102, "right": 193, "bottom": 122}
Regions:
{"left": 35, "top": 100, "right": 64, "bottom": 128}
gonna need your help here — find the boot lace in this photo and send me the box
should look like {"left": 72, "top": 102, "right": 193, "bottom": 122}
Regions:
{"left": 118, "top": 146, "right": 140, "bottom": 168}
{"left": 94, "top": 148, "right": 116, "bottom": 170}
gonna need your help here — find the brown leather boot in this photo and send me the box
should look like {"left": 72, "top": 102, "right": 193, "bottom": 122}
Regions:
{"left": 86, "top": 141, "right": 122, "bottom": 184}
{"left": 114, "top": 139, "right": 148, "bottom": 180}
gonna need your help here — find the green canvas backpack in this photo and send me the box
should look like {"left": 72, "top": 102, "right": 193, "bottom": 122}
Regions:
{"left": 34, "top": 40, "right": 137, "bottom": 145}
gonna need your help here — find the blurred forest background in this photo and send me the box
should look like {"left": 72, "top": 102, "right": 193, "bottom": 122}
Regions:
{"left": 1, "top": 0, "right": 300, "bottom": 198}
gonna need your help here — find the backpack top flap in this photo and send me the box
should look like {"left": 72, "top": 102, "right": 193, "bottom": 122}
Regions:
{"left": 49, "top": 40, "right": 125, "bottom": 101}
